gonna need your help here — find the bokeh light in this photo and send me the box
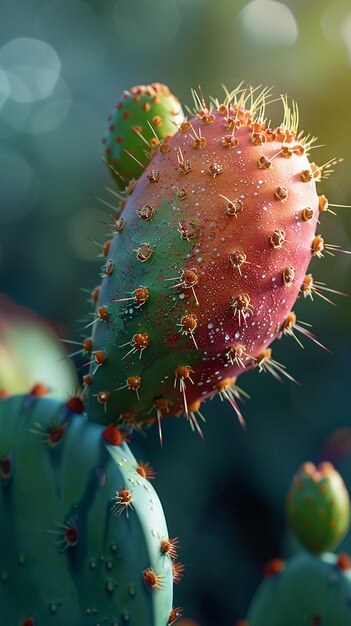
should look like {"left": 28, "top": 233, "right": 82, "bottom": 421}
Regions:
{"left": 0, "top": 67, "right": 11, "bottom": 112}
{"left": 0, "top": 37, "right": 61, "bottom": 103}
{"left": 341, "top": 11, "right": 351, "bottom": 64}
{"left": 239, "top": 1, "right": 298, "bottom": 47}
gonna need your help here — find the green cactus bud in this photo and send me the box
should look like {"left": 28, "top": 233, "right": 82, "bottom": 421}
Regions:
{"left": 103, "top": 83, "right": 184, "bottom": 190}
{"left": 0, "top": 393, "right": 174, "bottom": 625}
{"left": 286, "top": 461, "right": 350, "bottom": 553}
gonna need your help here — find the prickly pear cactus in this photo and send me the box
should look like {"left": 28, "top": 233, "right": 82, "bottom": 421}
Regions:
{"left": 84, "top": 85, "right": 339, "bottom": 435}
{"left": 286, "top": 461, "right": 350, "bottom": 553}
{"left": 246, "top": 552, "right": 351, "bottom": 626}
{"left": 244, "top": 462, "right": 351, "bottom": 626}
{"left": 0, "top": 393, "right": 175, "bottom": 626}
{"left": 103, "top": 83, "right": 184, "bottom": 189}
{"left": 0, "top": 295, "right": 77, "bottom": 396}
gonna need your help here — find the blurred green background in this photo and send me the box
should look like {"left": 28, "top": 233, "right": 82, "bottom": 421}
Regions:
{"left": 1, "top": 0, "right": 351, "bottom": 624}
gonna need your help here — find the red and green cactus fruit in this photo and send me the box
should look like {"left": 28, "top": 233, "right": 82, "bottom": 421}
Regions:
{"left": 286, "top": 461, "right": 350, "bottom": 553}
{"left": 103, "top": 83, "right": 184, "bottom": 190}
{"left": 84, "top": 85, "right": 343, "bottom": 437}
{"left": 0, "top": 393, "right": 177, "bottom": 626}
{"left": 245, "top": 551, "right": 351, "bottom": 626}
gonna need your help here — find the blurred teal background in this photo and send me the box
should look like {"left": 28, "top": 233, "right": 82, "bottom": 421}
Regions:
{"left": 1, "top": 0, "right": 351, "bottom": 624}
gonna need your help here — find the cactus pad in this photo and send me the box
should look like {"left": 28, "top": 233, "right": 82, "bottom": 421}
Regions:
{"left": 103, "top": 83, "right": 184, "bottom": 189}
{"left": 0, "top": 394, "right": 174, "bottom": 625}
{"left": 246, "top": 551, "right": 351, "bottom": 626}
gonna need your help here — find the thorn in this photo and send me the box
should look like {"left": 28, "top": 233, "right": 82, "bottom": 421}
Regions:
{"left": 102, "top": 157, "right": 126, "bottom": 182}
{"left": 177, "top": 314, "right": 198, "bottom": 349}
{"left": 254, "top": 349, "right": 299, "bottom": 385}
{"left": 123, "top": 148, "right": 146, "bottom": 169}
{"left": 89, "top": 192, "right": 118, "bottom": 214}
{"left": 231, "top": 293, "right": 254, "bottom": 326}
{"left": 113, "top": 286, "right": 149, "bottom": 308}
{"left": 215, "top": 378, "right": 246, "bottom": 429}
{"left": 116, "top": 376, "right": 141, "bottom": 401}
{"left": 166, "top": 268, "right": 199, "bottom": 306}
{"left": 174, "top": 366, "right": 194, "bottom": 418}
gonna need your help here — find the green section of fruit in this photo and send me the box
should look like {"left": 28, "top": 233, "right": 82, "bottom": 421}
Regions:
{"left": 85, "top": 196, "right": 204, "bottom": 426}
{"left": 103, "top": 83, "right": 184, "bottom": 189}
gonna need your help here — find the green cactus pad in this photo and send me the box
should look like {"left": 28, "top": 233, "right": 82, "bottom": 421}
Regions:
{"left": 247, "top": 551, "right": 351, "bottom": 626}
{"left": 0, "top": 394, "right": 173, "bottom": 625}
{"left": 286, "top": 461, "right": 350, "bottom": 553}
{"left": 84, "top": 195, "right": 205, "bottom": 430}
{"left": 103, "top": 83, "right": 184, "bottom": 189}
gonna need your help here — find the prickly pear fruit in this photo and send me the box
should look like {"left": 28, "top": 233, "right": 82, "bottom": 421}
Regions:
{"left": 84, "top": 86, "right": 335, "bottom": 435}
{"left": 246, "top": 551, "right": 351, "bottom": 626}
{"left": 103, "top": 83, "right": 184, "bottom": 189}
{"left": 286, "top": 461, "right": 350, "bottom": 553}
{"left": 0, "top": 393, "right": 174, "bottom": 625}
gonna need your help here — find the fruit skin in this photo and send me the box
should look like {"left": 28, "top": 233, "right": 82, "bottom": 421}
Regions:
{"left": 103, "top": 83, "right": 184, "bottom": 189}
{"left": 85, "top": 92, "right": 321, "bottom": 426}
{"left": 286, "top": 461, "right": 350, "bottom": 553}
{"left": 246, "top": 551, "right": 351, "bottom": 626}
{"left": 0, "top": 394, "right": 173, "bottom": 626}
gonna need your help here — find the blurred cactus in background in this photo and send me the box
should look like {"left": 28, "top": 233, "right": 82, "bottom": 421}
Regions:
{"left": 244, "top": 462, "right": 351, "bottom": 626}
{"left": 0, "top": 295, "right": 77, "bottom": 396}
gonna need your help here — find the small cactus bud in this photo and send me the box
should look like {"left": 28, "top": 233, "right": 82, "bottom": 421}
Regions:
{"left": 286, "top": 461, "right": 351, "bottom": 553}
